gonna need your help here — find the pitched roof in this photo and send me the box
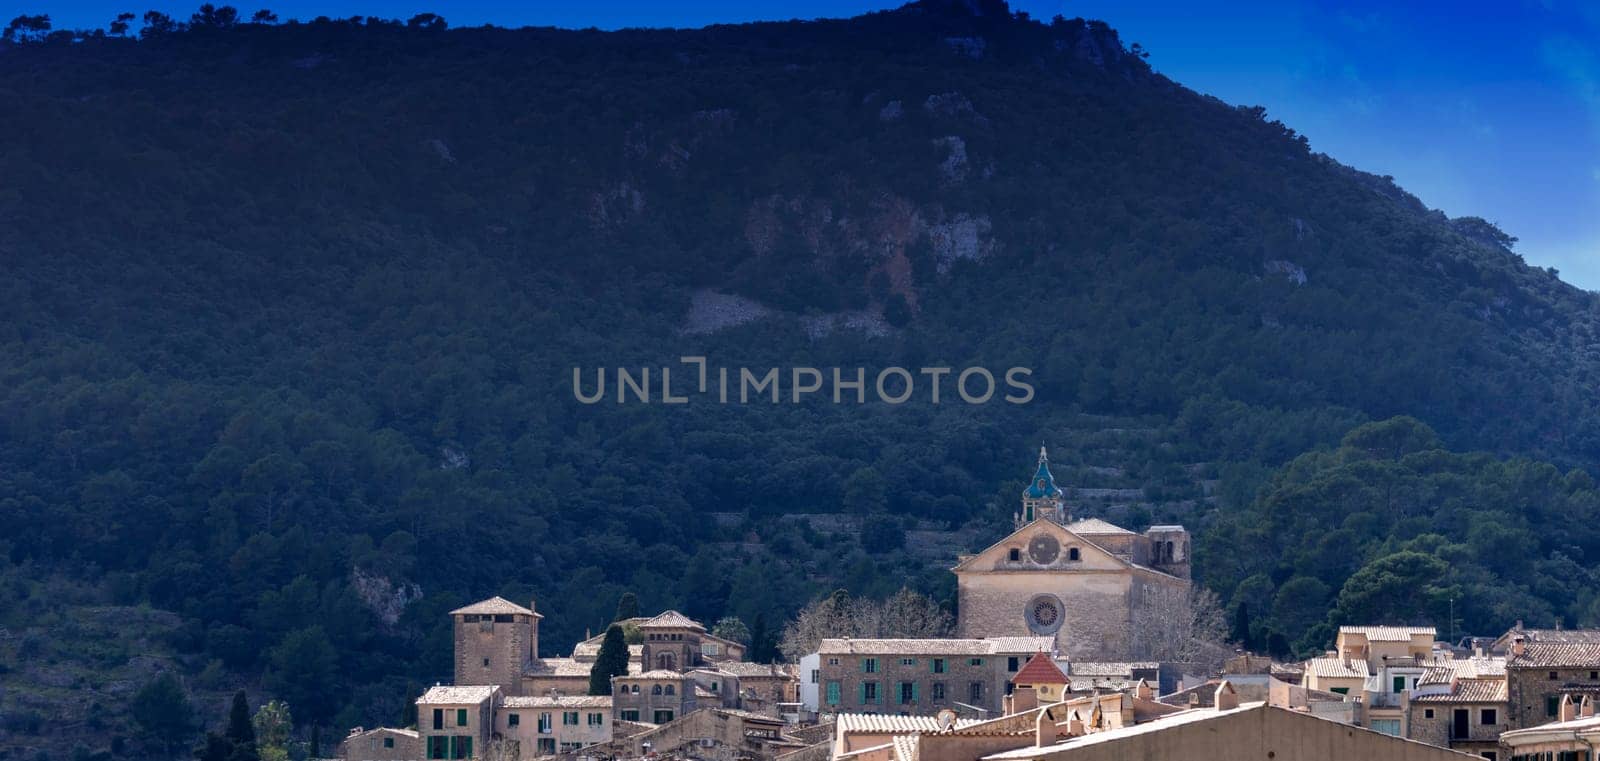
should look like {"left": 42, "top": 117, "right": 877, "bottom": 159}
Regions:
{"left": 1511, "top": 642, "right": 1600, "bottom": 668}
{"left": 526, "top": 656, "right": 641, "bottom": 677}
{"left": 1064, "top": 518, "right": 1134, "bottom": 536}
{"left": 1067, "top": 661, "right": 1159, "bottom": 677}
{"left": 501, "top": 695, "right": 613, "bottom": 708}
{"left": 716, "top": 661, "right": 790, "bottom": 677}
{"left": 835, "top": 713, "right": 985, "bottom": 735}
{"left": 1301, "top": 657, "right": 1369, "bottom": 679}
{"left": 1012, "top": 652, "right": 1069, "bottom": 685}
{"left": 639, "top": 610, "right": 705, "bottom": 630}
{"left": 1338, "top": 626, "right": 1435, "bottom": 641}
{"left": 817, "top": 637, "right": 1054, "bottom": 656}
{"left": 417, "top": 685, "right": 498, "bottom": 705}
{"left": 619, "top": 669, "right": 686, "bottom": 679}
{"left": 450, "top": 596, "right": 538, "bottom": 617}
{"left": 1412, "top": 678, "right": 1507, "bottom": 703}
{"left": 1419, "top": 657, "right": 1506, "bottom": 685}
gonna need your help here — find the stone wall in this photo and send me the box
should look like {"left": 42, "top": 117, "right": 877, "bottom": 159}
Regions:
{"left": 957, "top": 570, "right": 1135, "bottom": 659}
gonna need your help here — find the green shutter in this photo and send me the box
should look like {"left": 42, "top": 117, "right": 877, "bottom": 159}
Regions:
{"left": 913, "top": 682, "right": 921, "bottom": 702}
{"left": 858, "top": 683, "right": 866, "bottom": 704}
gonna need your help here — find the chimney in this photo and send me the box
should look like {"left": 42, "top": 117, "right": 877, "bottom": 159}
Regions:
{"left": 1133, "top": 679, "right": 1152, "bottom": 701}
{"left": 1511, "top": 635, "right": 1527, "bottom": 658}
{"left": 1214, "top": 680, "right": 1239, "bottom": 711}
{"left": 1560, "top": 695, "right": 1578, "bottom": 722}
{"left": 1188, "top": 693, "right": 1200, "bottom": 708}
{"left": 1583, "top": 696, "right": 1597, "bottom": 718}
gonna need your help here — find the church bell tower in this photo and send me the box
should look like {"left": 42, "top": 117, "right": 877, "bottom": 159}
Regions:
{"left": 1017, "top": 445, "right": 1068, "bottom": 528}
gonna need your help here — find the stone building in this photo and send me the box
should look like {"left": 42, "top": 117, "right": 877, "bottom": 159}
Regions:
{"left": 416, "top": 685, "right": 499, "bottom": 760}
{"left": 954, "top": 448, "right": 1191, "bottom": 659}
{"left": 1504, "top": 634, "right": 1600, "bottom": 729}
{"left": 337, "top": 727, "right": 421, "bottom": 761}
{"left": 497, "top": 695, "right": 611, "bottom": 757}
{"left": 810, "top": 636, "right": 1054, "bottom": 716}
{"left": 1499, "top": 695, "right": 1600, "bottom": 761}
{"left": 613, "top": 670, "right": 696, "bottom": 725}
{"left": 1406, "top": 678, "right": 1507, "bottom": 759}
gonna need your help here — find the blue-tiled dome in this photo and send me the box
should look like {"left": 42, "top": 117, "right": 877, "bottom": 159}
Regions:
{"left": 1023, "top": 446, "right": 1062, "bottom": 499}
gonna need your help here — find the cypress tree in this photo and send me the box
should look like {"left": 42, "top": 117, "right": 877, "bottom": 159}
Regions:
{"left": 588, "top": 624, "right": 630, "bottom": 695}
{"left": 225, "top": 691, "right": 255, "bottom": 748}
{"left": 614, "top": 592, "right": 640, "bottom": 622}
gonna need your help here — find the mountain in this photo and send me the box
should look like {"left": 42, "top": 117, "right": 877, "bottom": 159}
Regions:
{"left": 4, "top": 0, "right": 1600, "bottom": 754}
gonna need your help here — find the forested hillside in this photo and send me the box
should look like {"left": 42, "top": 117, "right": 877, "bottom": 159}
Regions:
{"left": 4, "top": 0, "right": 1600, "bottom": 756}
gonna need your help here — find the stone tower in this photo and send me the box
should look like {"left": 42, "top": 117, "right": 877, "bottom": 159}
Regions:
{"left": 1016, "top": 445, "right": 1068, "bottom": 528}
{"left": 451, "top": 596, "right": 540, "bottom": 695}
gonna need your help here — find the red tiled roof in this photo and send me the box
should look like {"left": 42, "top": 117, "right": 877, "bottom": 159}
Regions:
{"left": 1012, "top": 652, "right": 1068, "bottom": 686}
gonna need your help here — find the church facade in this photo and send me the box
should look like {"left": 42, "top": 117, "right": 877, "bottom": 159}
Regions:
{"left": 954, "top": 447, "right": 1191, "bottom": 660}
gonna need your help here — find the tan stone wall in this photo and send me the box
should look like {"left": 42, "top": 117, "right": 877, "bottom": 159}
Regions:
{"left": 957, "top": 569, "right": 1135, "bottom": 659}
{"left": 818, "top": 653, "right": 1010, "bottom": 714}
{"left": 521, "top": 674, "right": 588, "bottom": 697}
{"left": 454, "top": 614, "right": 533, "bottom": 696}
{"left": 1019, "top": 705, "right": 1480, "bottom": 761}
{"left": 498, "top": 706, "right": 610, "bottom": 756}
{"left": 1406, "top": 702, "right": 1505, "bottom": 748}
{"left": 613, "top": 677, "right": 695, "bottom": 723}
{"left": 339, "top": 730, "right": 420, "bottom": 761}
{"left": 1506, "top": 667, "right": 1600, "bottom": 729}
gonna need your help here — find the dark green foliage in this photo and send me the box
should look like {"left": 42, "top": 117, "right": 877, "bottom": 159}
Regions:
{"left": 225, "top": 692, "right": 254, "bottom": 749}
{"left": 614, "top": 593, "right": 640, "bottom": 622}
{"left": 1204, "top": 417, "right": 1600, "bottom": 655}
{"left": 3, "top": 2, "right": 1600, "bottom": 742}
{"left": 129, "top": 673, "right": 194, "bottom": 755}
{"left": 588, "top": 625, "right": 629, "bottom": 696}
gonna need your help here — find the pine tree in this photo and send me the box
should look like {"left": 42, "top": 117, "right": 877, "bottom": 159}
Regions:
{"left": 614, "top": 592, "right": 640, "bottom": 622}
{"left": 588, "top": 624, "right": 630, "bottom": 695}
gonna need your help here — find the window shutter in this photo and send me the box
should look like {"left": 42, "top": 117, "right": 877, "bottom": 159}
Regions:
{"left": 858, "top": 683, "right": 866, "bottom": 704}
{"left": 913, "top": 682, "right": 920, "bottom": 702}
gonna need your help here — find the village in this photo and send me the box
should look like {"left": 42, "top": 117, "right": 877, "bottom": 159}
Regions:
{"left": 336, "top": 451, "right": 1594, "bottom": 761}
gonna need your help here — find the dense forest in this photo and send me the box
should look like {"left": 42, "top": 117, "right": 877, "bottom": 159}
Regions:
{"left": 4, "top": 0, "right": 1600, "bottom": 757}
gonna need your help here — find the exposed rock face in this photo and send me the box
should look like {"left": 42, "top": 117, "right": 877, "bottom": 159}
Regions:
{"left": 927, "top": 214, "right": 995, "bottom": 273}
{"left": 351, "top": 568, "right": 422, "bottom": 627}
{"left": 681, "top": 289, "right": 774, "bottom": 335}
{"left": 1264, "top": 259, "right": 1307, "bottom": 285}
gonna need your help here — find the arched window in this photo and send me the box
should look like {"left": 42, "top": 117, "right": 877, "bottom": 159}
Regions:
{"left": 665, "top": 684, "right": 676, "bottom": 695}
{"left": 1008, "top": 548, "right": 1021, "bottom": 561}
{"left": 631, "top": 685, "right": 640, "bottom": 694}
{"left": 1165, "top": 541, "right": 1175, "bottom": 562}
{"left": 1068, "top": 547, "right": 1080, "bottom": 561}
{"left": 657, "top": 652, "right": 676, "bottom": 670}
{"left": 652, "top": 685, "right": 663, "bottom": 695}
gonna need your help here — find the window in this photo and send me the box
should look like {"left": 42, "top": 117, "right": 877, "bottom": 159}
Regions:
{"left": 621, "top": 710, "right": 639, "bottom": 722}
{"left": 1068, "top": 547, "right": 1080, "bottom": 561}
{"left": 427, "top": 736, "right": 448, "bottom": 760}
{"left": 1481, "top": 753, "right": 1495, "bottom": 761}
{"left": 969, "top": 658, "right": 983, "bottom": 667}
{"left": 1481, "top": 708, "right": 1497, "bottom": 725}
{"left": 588, "top": 712, "right": 604, "bottom": 726}
{"left": 862, "top": 682, "right": 880, "bottom": 704}
{"left": 537, "top": 739, "right": 555, "bottom": 755}
{"left": 1330, "top": 687, "right": 1349, "bottom": 695}
{"left": 1592, "top": 672, "right": 1599, "bottom": 680}
{"left": 1549, "top": 695, "right": 1561, "bottom": 716}
{"left": 931, "top": 683, "right": 946, "bottom": 700}
{"left": 826, "top": 681, "right": 841, "bottom": 706}
{"left": 811, "top": 669, "right": 820, "bottom": 684}
{"left": 1424, "top": 709, "right": 1434, "bottom": 719}
{"left": 1393, "top": 676, "right": 1406, "bottom": 693}
{"left": 863, "top": 658, "right": 879, "bottom": 673}
{"left": 664, "top": 685, "right": 675, "bottom": 696}
{"left": 1008, "top": 657, "right": 1020, "bottom": 672}
{"left": 652, "top": 685, "right": 663, "bottom": 695}
{"left": 384, "top": 738, "right": 395, "bottom": 749}
{"left": 563, "top": 711, "right": 579, "bottom": 726}
{"left": 1550, "top": 671, "right": 1561, "bottom": 680}
{"left": 630, "top": 684, "right": 640, "bottom": 694}
{"left": 653, "top": 710, "right": 674, "bottom": 724}
{"left": 507, "top": 713, "right": 520, "bottom": 727}
{"left": 538, "top": 713, "right": 552, "bottom": 733}
{"left": 1008, "top": 548, "right": 1021, "bottom": 561}
{"left": 970, "top": 682, "right": 983, "bottom": 703}
{"left": 899, "top": 682, "right": 916, "bottom": 704}
{"left": 900, "top": 658, "right": 917, "bottom": 666}
{"left": 433, "top": 709, "right": 444, "bottom": 731}
{"left": 482, "top": 657, "right": 490, "bottom": 668}
{"left": 828, "top": 658, "right": 840, "bottom": 666}
{"left": 932, "top": 659, "right": 946, "bottom": 674}
{"left": 456, "top": 709, "right": 468, "bottom": 727}
{"left": 1370, "top": 719, "right": 1400, "bottom": 737}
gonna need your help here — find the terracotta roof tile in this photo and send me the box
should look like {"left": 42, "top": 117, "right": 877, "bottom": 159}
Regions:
{"left": 1337, "top": 626, "right": 1434, "bottom": 642}
{"left": 1511, "top": 643, "right": 1600, "bottom": 668}
{"left": 1012, "top": 652, "right": 1069, "bottom": 685}
{"left": 417, "top": 686, "right": 498, "bottom": 704}
{"left": 450, "top": 597, "right": 538, "bottom": 617}
{"left": 1412, "top": 678, "right": 1507, "bottom": 703}
{"left": 639, "top": 610, "right": 705, "bottom": 630}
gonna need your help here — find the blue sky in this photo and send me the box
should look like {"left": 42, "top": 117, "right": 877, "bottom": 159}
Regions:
{"left": 14, "top": 0, "right": 1600, "bottom": 288}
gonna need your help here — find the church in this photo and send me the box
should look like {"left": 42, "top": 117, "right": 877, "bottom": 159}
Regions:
{"left": 953, "top": 447, "right": 1192, "bottom": 660}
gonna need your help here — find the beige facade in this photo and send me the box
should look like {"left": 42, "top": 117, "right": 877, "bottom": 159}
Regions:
{"left": 1504, "top": 635, "right": 1600, "bottom": 730}
{"left": 452, "top": 599, "right": 539, "bottom": 697}
{"left": 498, "top": 695, "right": 611, "bottom": 757}
{"left": 417, "top": 686, "right": 498, "bottom": 760}
{"left": 814, "top": 637, "right": 1053, "bottom": 716}
{"left": 613, "top": 670, "right": 697, "bottom": 725}
{"left": 338, "top": 727, "right": 420, "bottom": 761}
{"left": 953, "top": 450, "right": 1190, "bottom": 660}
